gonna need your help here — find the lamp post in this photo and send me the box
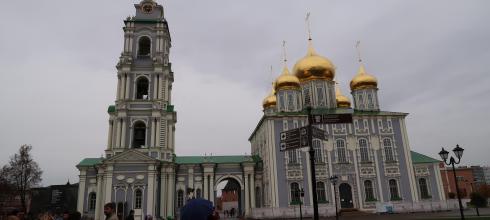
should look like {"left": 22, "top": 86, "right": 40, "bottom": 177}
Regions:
{"left": 439, "top": 144, "right": 465, "bottom": 220}
{"left": 329, "top": 175, "right": 339, "bottom": 220}
{"left": 299, "top": 188, "right": 304, "bottom": 220}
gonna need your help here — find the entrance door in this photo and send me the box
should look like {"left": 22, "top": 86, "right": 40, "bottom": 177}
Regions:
{"left": 339, "top": 183, "right": 354, "bottom": 208}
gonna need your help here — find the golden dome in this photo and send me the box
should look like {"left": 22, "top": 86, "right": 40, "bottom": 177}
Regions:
{"left": 350, "top": 64, "right": 378, "bottom": 91}
{"left": 293, "top": 41, "right": 335, "bottom": 82}
{"left": 262, "top": 86, "right": 277, "bottom": 109}
{"left": 275, "top": 66, "right": 300, "bottom": 91}
{"left": 335, "top": 85, "right": 351, "bottom": 108}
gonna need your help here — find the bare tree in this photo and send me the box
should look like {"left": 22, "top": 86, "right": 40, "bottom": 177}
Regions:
{"left": 2, "top": 145, "right": 43, "bottom": 211}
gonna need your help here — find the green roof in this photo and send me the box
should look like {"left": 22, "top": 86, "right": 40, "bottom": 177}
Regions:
{"left": 175, "top": 155, "right": 256, "bottom": 164}
{"left": 411, "top": 151, "right": 440, "bottom": 164}
{"left": 108, "top": 105, "right": 115, "bottom": 113}
{"left": 166, "top": 105, "right": 174, "bottom": 112}
{"left": 77, "top": 158, "right": 103, "bottom": 167}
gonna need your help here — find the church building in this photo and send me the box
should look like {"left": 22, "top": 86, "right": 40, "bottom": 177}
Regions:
{"left": 76, "top": 1, "right": 449, "bottom": 219}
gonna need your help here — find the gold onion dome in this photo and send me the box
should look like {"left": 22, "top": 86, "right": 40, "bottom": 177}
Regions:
{"left": 350, "top": 64, "right": 378, "bottom": 91}
{"left": 275, "top": 66, "right": 300, "bottom": 91}
{"left": 335, "top": 85, "right": 351, "bottom": 108}
{"left": 262, "top": 85, "right": 277, "bottom": 109}
{"left": 293, "top": 41, "right": 336, "bottom": 82}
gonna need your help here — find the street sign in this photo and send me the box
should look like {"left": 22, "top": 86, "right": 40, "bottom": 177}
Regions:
{"left": 311, "top": 113, "right": 353, "bottom": 124}
{"left": 280, "top": 126, "right": 327, "bottom": 151}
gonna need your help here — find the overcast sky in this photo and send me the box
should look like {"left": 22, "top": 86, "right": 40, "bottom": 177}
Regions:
{"left": 0, "top": 0, "right": 489, "bottom": 186}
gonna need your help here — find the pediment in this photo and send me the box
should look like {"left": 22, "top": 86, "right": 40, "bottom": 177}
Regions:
{"left": 105, "top": 149, "right": 158, "bottom": 164}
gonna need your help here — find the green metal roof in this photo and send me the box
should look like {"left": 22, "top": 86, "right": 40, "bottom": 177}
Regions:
{"left": 77, "top": 158, "right": 103, "bottom": 167}
{"left": 175, "top": 155, "right": 255, "bottom": 164}
{"left": 108, "top": 105, "right": 115, "bottom": 113}
{"left": 411, "top": 151, "right": 440, "bottom": 164}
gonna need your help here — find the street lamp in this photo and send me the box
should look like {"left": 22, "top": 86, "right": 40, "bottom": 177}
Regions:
{"left": 329, "top": 175, "right": 339, "bottom": 220}
{"left": 439, "top": 144, "right": 465, "bottom": 220}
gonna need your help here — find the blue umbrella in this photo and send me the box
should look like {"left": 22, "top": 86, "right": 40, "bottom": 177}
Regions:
{"left": 180, "top": 198, "right": 213, "bottom": 220}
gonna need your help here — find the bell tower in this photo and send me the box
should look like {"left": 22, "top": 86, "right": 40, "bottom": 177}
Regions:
{"left": 105, "top": 0, "right": 176, "bottom": 162}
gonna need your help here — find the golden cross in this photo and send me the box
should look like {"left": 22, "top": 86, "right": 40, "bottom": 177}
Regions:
{"left": 356, "top": 40, "right": 362, "bottom": 63}
{"left": 306, "top": 12, "right": 312, "bottom": 40}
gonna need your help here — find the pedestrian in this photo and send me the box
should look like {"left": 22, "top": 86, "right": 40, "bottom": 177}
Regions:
{"left": 125, "top": 210, "right": 134, "bottom": 220}
{"left": 68, "top": 211, "right": 82, "bottom": 220}
{"left": 103, "top": 203, "right": 118, "bottom": 220}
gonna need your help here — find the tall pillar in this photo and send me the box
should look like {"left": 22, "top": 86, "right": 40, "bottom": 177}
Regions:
{"left": 147, "top": 165, "right": 156, "bottom": 216}
{"left": 374, "top": 152, "right": 384, "bottom": 202}
{"left": 160, "top": 169, "right": 167, "bottom": 218}
{"left": 151, "top": 119, "right": 156, "bottom": 147}
{"left": 166, "top": 172, "right": 175, "bottom": 217}
{"left": 352, "top": 149, "right": 363, "bottom": 209}
{"left": 250, "top": 174, "right": 256, "bottom": 209}
{"left": 153, "top": 75, "right": 158, "bottom": 99}
{"left": 95, "top": 170, "right": 104, "bottom": 220}
{"left": 77, "top": 169, "right": 87, "bottom": 213}
{"left": 244, "top": 174, "right": 250, "bottom": 215}
{"left": 125, "top": 74, "right": 131, "bottom": 99}
{"left": 115, "top": 119, "right": 121, "bottom": 148}
{"left": 203, "top": 175, "right": 209, "bottom": 199}
{"left": 117, "top": 76, "right": 122, "bottom": 100}
{"left": 107, "top": 120, "right": 114, "bottom": 150}
{"left": 121, "top": 118, "right": 127, "bottom": 148}
{"left": 104, "top": 166, "right": 113, "bottom": 204}
{"left": 210, "top": 174, "right": 215, "bottom": 204}
{"left": 156, "top": 119, "right": 161, "bottom": 148}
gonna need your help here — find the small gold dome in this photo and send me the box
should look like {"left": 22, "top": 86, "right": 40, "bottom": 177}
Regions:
{"left": 293, "top": 41, "right": 335, "bottom": 82}
{"left": 262, "top": 86, "right": 277, "bottom": 109}
{"left": 350, "top": 64, "right": 378, "bottom": 91}
{"left": 336, "top": 85, "right": 351, "bottom": 108}
{"left": 275, "top": 66, "right": 300, "bottom": 91}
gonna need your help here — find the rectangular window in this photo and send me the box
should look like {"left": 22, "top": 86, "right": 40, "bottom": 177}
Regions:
{"left": 317, "top": 86, "right": 325, "bottom": 106}
{"left": 287, "top": 92, "right": 294, "bottom": 111}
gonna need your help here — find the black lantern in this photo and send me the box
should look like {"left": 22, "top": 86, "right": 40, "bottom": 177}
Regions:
{"left": 453, "top": 144, "right": 464, "bottom": 159}
{"left": 439, "top": 148, "right": 449, "bottom": 161}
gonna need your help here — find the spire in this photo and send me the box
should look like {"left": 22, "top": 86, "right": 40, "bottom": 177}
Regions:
{"left": 281, "top": 41, "right": 290, "bottom": 74}
{"left": 356, "top": 40, "right": 367, "bottom": 75}
{"left": 305, "top": 12, "right": 317, "bottom": 56}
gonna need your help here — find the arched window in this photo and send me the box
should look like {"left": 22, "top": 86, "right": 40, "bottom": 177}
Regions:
{"left": 313, "top": 139, "right": 323, "bottom": 163}
{"left": 138, "top": 36, "right": 151, "bottom": 56}
{"left": 132, "top": 121, "right": 146, "bottom": 148}
{"left": 364, "top": 180, "right": 375, "bottom": 201}
{"left": 288, "top": 150, "right": 298, "bottom": 165}
{"left": 419, "top": 178, "right": 430, "bottom": 199}
{"left": 383, "top": 138, "right": 395, "bottom": 162}
{"left": 287, "top": 92, "right": 294, "bottom": 111}
{"left": 359, "top": 139, "right": 369, "bottom": 162}
{"left": 290, "top": 182, "right": 300, "bottom": 203}
{"left": 196, "top": 188, "right": 201, "bottom": 199}
{"left": 136, "top": 77, "right": 149, "bottom": 99}
{"left": 177, "top": 190, "right": 184, "bottom": 208}
{"left": 134, "top": 189, "right": 142, "bottom": 209}
{"left": 389, "top": 179, "right": 400, "bottom": 200}
{"left": 88, "top": 192, "right": 96, "bottom": 211}
{"left": 316, "top": 182, "right": 326, "bottom": 202}
{"left": 336, "top": 139, "right": 347, "bottom": 163}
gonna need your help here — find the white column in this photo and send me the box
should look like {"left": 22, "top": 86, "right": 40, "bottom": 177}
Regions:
{"left": 305, "top": 151, "right": 313, "bottom": 206}
{"left": 160, "top": 170, "right": 167, "bottom": 218}
{"left": 352, "top": 149, "right": 364, "bottom": 209}
{"left": 104, "top": 166, "right": 113, "bottom": 204}
{"left": 244, "top": 174, "right": 250, "bottom": 215}
{"left": 125, "top": 74, "right": 131, "bottom": 99}
{"left": 115, "top": 119, "right": 121, "bottom": 148}
{"left": 159, "top": 76, "right": 164, "bottom": 99}
{"left": 166, "top": 172, "right": 175, "bottom": 217}
{"left": 95, "top": 171, "right": 104, "bottom": 220}
{"left": 250, "top": 174, "right": 256, "bottom": 209}
{"left": 434, "top": 164, "right": 446, "bottom": 200}
{"left": 121, "top": 118, "right": 127, "bottom": 148}
{"left": 203, "top": 175, "right": 209, "bottom": 199}
{"left": 117, "top": 76, "right": 122, "bottom": 100}
{"left": 147, "top": 165, "right": 156, "bottom": 216}
{"left": 327, "top": 151, "right": 335, "bottom": 203}
{"left": 153, "top": 75, "right": 158, "bottom": 99}
{"left": 156, "top": 119, "right": 161, "bottom": 148}
{"left": 107, "top": 120, "right": 113, "bottom": 150}
{"left": 374, "top": 152, "right": 384, "bottom": 202}
{"left": 77, "top": 169, "right": 87, "bottom": 213}
{"left": 151, "top": 119, "right": 156, "bottom": 147}
{"left": 210, "top": 174, "right": 215, "bottom": 203}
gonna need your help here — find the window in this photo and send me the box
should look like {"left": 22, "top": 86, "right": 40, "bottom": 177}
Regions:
{"left": 313, "top": 139, "right": 323, "bottom": 163}
{"left": 177, "top": 190, "right": 184, "bottom": 208}
{"left": 288, "top": 150, "right": 298, "bottom": 165}
{"left": 389, "top": 179, "right": 400, "bottom": 200}
{"left": 196, "top": 188, "right": 201, "bottom": 199}
{"left": 364, "top": 180, "right": 375, "bottom": 201}
{"left": 138, "top": 36, "right": 151, "bottom": 56}
{"left": 89, "top": 192, "right": 96, "bottom": 211}
{"left": 303, "top": 87, "right": 311, "bottom": 107}
{"left": 136, "top": 77, "right": 149, "bottom": 99}
{"left": 383, "top": 139, "right": 395, "bottom": 162}
{"left": 317, "top": 182, "right": 326, "bottom": 202}
{"left": 359, "top": 139, "right": 370, "bottom": 162}
{"left": 336, "top": 139, "right": 347, "bottom": 163}
{"left": 317, "top": 86, "right": 325, "bottom": 106}
{"left": 279, "top": 93, "right": 285, "bottom": 110}
{"left": 132, "top": 121, "right": 146, "bottom": 148}
{"left": 419, "top": 178, "right": 430, "bottom": 199}
{"left": 287, "top": 92, "right": 294, "bottom": 111}
{"left": 290, "top": 182, "right": 300, "bottom": 202}
{"left": 135, "top": 189, "right": 142, "bottom": 209}
{"left": 367, "top": 93, "right": 373, "bottom": 108}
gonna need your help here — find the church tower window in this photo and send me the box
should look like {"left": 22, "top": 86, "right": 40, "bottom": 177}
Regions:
{"left": 364, "top": 180, "right": 375, "bottom": 201}
{"left": 336, "top": 139, "right": 347, "bottom": 163}
{"left": 196, "top": 188, "right": 201, "bottom": 199}
{"left": 317, "top": 182, "right": 327, "bottom": 202}
{"left": 138, "top": 36, "right": 151, "bottom": 57}
{"left": 389, "top": 179, "right": 400, "bottom": 200}
{"left": 177, "top": 190, "right": 184, "bottom": 208}
{"left": 88, "top": 192, "right": 96, "bottom": 211}
{"left": 132, "top": 121, "right": 146, "bottom": 148}
{"left": 136, "top": 77, "right": 149, "bottom": 99}
{"left": 313, "top": 139, "right": 323, "bottom": 163}
{"left": 134, "top": 189, "right": 143, "bottom": 209}
{"left": 287, "top": 92, "right": 294, "bottom": 111}
{"left": 359, "top": 139, "right": 369, "bottom": 162}
{"left": 290, "top": 182, "right": 300, "bottom": 203}
{"left": 419, "top": 178, "right": 430, "bottom": 199}
{"left": 383, "top": 138, "right": 395, "bottom": 162}
{"left": 288, "top": 150, "right": 298, "bottom": 165}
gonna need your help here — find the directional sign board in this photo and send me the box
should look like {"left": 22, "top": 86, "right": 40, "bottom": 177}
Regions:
{"left": 311, "top": 113, "right": 353, "bottom": 124}
{"left": 280, "top": 126, "right": 327, "bottom": 151}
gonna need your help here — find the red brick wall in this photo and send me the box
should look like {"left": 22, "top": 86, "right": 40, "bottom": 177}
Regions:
{"left": 440, "top": 167, "right": 475, "bottom": 199}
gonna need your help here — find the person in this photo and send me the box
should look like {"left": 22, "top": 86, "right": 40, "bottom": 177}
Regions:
{"left": 103, "top": 203, "right": 118, "bottom": 220}
{"left": 7, "top": 210, "right": 19, "bottom": 220}
{"left": 125, "top": 210, "right": 134, "bottom": 220}
{"left": 62, "top": 211, "right": 70, "bottom": 220}
{"left": 68, "top": 211, "right": 82, "bottom": 220}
